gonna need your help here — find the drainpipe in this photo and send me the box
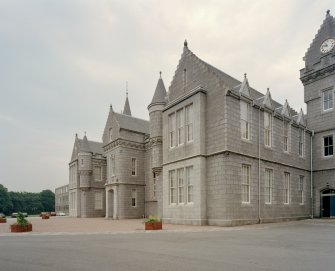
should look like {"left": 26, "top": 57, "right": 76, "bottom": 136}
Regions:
{"left": 310, "top": 130, "right": 314, "bottom": 219}
{"left": 258, "top": 107, "right": 261, "bottom": 224}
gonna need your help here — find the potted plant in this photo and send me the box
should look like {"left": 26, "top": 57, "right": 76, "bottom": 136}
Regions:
{"left": 0, "top": 213, "right": 6, "bottom": 223}
{"left": 10, "top": 212, "right": 32, "bottom": 232}
{"left": 144, "top": 216, "right": 162, "bottom": 230}
{"left": 41, "top": 212, "right": 50, "bottom": 219}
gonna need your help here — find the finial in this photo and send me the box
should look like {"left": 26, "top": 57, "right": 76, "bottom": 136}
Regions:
{"left": 267, "top": 87, "right": 270, "bottom": 92}
{"left": 126, "top": 81, "right": 128, "bottom": 97}
{"left": 327, "top": 9, "right": 330, "bottom": 16}
{"left": 75, "top": 133, "right": 78, "bottom": 138}
{"left": 244, "top": 73, "right": 247, "bottom": 79}
{"left": 159, "top": 71, "right": 162, "bottom": 78}
{"left": 184, "top": 39, "right": 188, "bottom": 47}
{"left": 84, "top": 131, "right": 86, "bottom": 136}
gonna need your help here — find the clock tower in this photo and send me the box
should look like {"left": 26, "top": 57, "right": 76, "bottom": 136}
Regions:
{"left": 300, "top": 10, "right": 335, "bottom": 218}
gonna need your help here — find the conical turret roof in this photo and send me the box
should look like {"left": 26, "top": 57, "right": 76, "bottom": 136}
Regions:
{"left": 123, "top": 94, "right": 132, "bottom": 116}
{"left": 149, "top": 72, "right": 167, "bottom": 107}
{"left": 80, "top": 134, "right": 91, "bottom": 153}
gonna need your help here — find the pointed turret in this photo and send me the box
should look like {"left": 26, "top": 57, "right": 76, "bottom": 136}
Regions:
{"left": 80, "top": 134, "right": 91, "bottom": 153}
{"left": 123, "top": 93, "right": 132, "bottom": 116}
{"left": 281, "top": 99, "right": 291, "bottom": 118}
{"left": 148, "top": 72, "right": 167, "bottom": 109}
{"left": 263, "top": 88, "right": 274, "bottom": 110}
{"left": 238, "top": 73, "right": 251, "bottom": 97}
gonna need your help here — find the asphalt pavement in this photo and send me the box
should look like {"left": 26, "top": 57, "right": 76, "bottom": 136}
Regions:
{"left": 0, "top": 220, "right": 334, "bottom": 271}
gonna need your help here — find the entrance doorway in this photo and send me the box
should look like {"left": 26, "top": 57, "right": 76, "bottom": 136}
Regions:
{"left": 321, "top": 189, "right": 335, "bottom": 218}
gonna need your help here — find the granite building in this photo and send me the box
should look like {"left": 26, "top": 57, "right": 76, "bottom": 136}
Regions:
{"left": 55, "top": 184, "right": 69, "bottom": 215}
{"left": 68, "top": 11, "right": 335, "bottom": 225}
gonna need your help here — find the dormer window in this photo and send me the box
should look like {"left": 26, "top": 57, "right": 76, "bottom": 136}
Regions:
{"left": 323, "top": 89, "right": 334, "bottom": 111}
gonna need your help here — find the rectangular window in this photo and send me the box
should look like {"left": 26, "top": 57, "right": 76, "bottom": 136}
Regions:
{"left": 131, "top": 189, "right": 137, "bottom": 207}
{"left": 241, "top": 101, "right": 250, "bottom": 140}
{"left": 324, "top": 135, "right": 334, "bottom": 157}
{"left": 177, "top": 109, "right": 184, "bottom": 145}
{"left": 169, "top": 113, "right": 176, "bottom": 148}
{"left": 131, "top": 158, "right": 137, "bottom": 176}
{"left": 152, "top": 173, "right": 157, "bottom": 200}
{"left": 177, "top": 168, "right": 184, "bottom": 204}
{"left": 265, "top": 169, "right": 273, "bottom": 204}
{"left": 299, "top": 129, "right": 304, "bottom": 157}
{"left": 283, "top": 121, "right": 289, "bottom": 152}
{"left": 94, "top": 192, "right": 103, "bottom": 210}
{"left": 169, "top": 170, "right": 176, "bottom": 204}
{"left": 323, "top": 89, "right": 334, "bottom": 111}
{"left": 284, "top": 172, "right": 290, "bottom": 204}
{"left": 185, "top": 104, "right": 193, "bottom": 142}
{"left": 81, "top": 159, "right": 84, "bottom": 167}
{"left": 264, "top": 112, "right": 272, "bottom": 147}
{"left": 299, "top": 176, "right": 304, "bottom": 205}
{"left": 242, "top": 165, "right": 251, "bottom": 203}
{"left": 186, "top": 166, "right": 193, "bottom": 203}
{"left": 93, "top": 166, "right": 102, "bottom": 182}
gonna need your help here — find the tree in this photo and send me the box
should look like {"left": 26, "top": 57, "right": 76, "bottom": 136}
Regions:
{"left": 0, "top": 184, "right": 13, "bottom": 215}
{"left": 40, "top": 190, "right": 55, "bottom": 212}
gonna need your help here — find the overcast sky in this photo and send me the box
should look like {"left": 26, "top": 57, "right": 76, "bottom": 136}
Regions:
{"left": 0, "top": 0, "right": 333, "bottom": 192}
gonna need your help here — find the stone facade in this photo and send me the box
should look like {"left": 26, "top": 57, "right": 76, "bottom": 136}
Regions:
{"left": 55, "top": 184, "right": 69, "bottom": 214}
{"left": 68, "top": 12, "right": 335, "bottom": 224}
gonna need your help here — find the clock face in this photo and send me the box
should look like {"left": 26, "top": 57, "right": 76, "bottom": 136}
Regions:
{"left": 320, "top": 38, "right": 335, "bottom": 53}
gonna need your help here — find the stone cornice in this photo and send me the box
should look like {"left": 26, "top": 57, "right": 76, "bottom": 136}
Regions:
{"left": 103, "top": 138, "right": 146, "bottom": 152}
{"left": 300, "top": 64, "right": 335, "bottom": 85}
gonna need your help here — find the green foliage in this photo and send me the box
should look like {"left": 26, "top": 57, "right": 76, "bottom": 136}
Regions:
{"left": 145, "top": 215, "right": 161, "bottom": 222}
{"left": 40, "top": 190, "right": 55, "bottom": 212}
{"left": 0, "top": 184, "right": 55, "bottom": 215}
{"left": 16, "top": 212, "right": 29, "bottom": 226}
{"left": 0, "top": 184, "right": 13, "bottom": 215}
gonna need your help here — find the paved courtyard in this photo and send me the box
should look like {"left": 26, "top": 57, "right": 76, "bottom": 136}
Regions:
{"left": 0, "top": 216, "right": 223, "bottom": 235}
{"left": 0, "top": 219, "right": 334, "bottom": 271}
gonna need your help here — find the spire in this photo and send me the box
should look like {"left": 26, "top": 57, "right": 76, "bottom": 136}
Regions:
{"left": 80, "top": 134, "right": 91, "bottom": 153}
{"left": 123, "top": 82, "right": 132, "bottom": 116}
{"left": 239, "top": 73, "right": 250, "bottom": 97}
{"left": 148, "top": 71, "right": 167, "bottom": 108}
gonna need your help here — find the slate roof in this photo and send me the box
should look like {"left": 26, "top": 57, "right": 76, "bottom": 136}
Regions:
{"left": 114, "top": 112, "right": 149, "bottom": 134}
{"left": 78, "top": 138, "right": 104, "bottom": 154}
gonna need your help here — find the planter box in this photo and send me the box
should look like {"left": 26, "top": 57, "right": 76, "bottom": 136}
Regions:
{"left": 10, "top": 224, "right": 32, "bottom": 233}
{"left": 0, "top": 218, "right": 7, "bottom": 223}
{"left": 145, "top": 221, "right": 162, "bottom": 230}
{"left": 41, "top": 215, "right": 50, "bottom": 219}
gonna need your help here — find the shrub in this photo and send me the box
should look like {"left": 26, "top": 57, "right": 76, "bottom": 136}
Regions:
{"left": 16, "top": 212, "right": 29, "bottom": 226}
{"left": 145, "top": 215, "right": 161, "bottom": 223}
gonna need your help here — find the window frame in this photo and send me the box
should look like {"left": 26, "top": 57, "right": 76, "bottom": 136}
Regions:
{"left": 264, "top": 168, "right": 273, "bottom": 204}
{"left": 168, "top": 113, "right": 176, "bottom": 148}
{"left": 240, "top": 101, "right": 251, "bottom": 140}
{"left": 323, "top": 134, "right": 334, "bottom": 157}
{"left": 131, "top": 158, "right": 137, "bottom": 176}
{"left": 298, "top": 128, "right": 305, "bottom": 157}
{"left": 264, "top": 111, "right": 272, "bottom": 147}
{"left": 185, "top": 104, "right": 193, "bottom": 143}
{"left": 299, "top": 176, "right": 304, "bottom": 205}
{"left": 322, "top": 89, "right": 334, "bottom": 111}
{"left": 131, "top": 189, "right": 137, "bottom": 207}
{"left": 94, "top": 191, "right": 103, "bottom": 210}
{"left": 283, "top": 172, "right": 290, "bottom": 204}
{"left": 186, "top": 166, "right": 193, "bottom": 204}
{"left": 283, "top": 121, "right": 289, "bottom": 153}
{"left": 169, "top": 170, "right": 177, "bottom": 204}
{"left": 241, "top": 164, "right": 251, "bottom": 204}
